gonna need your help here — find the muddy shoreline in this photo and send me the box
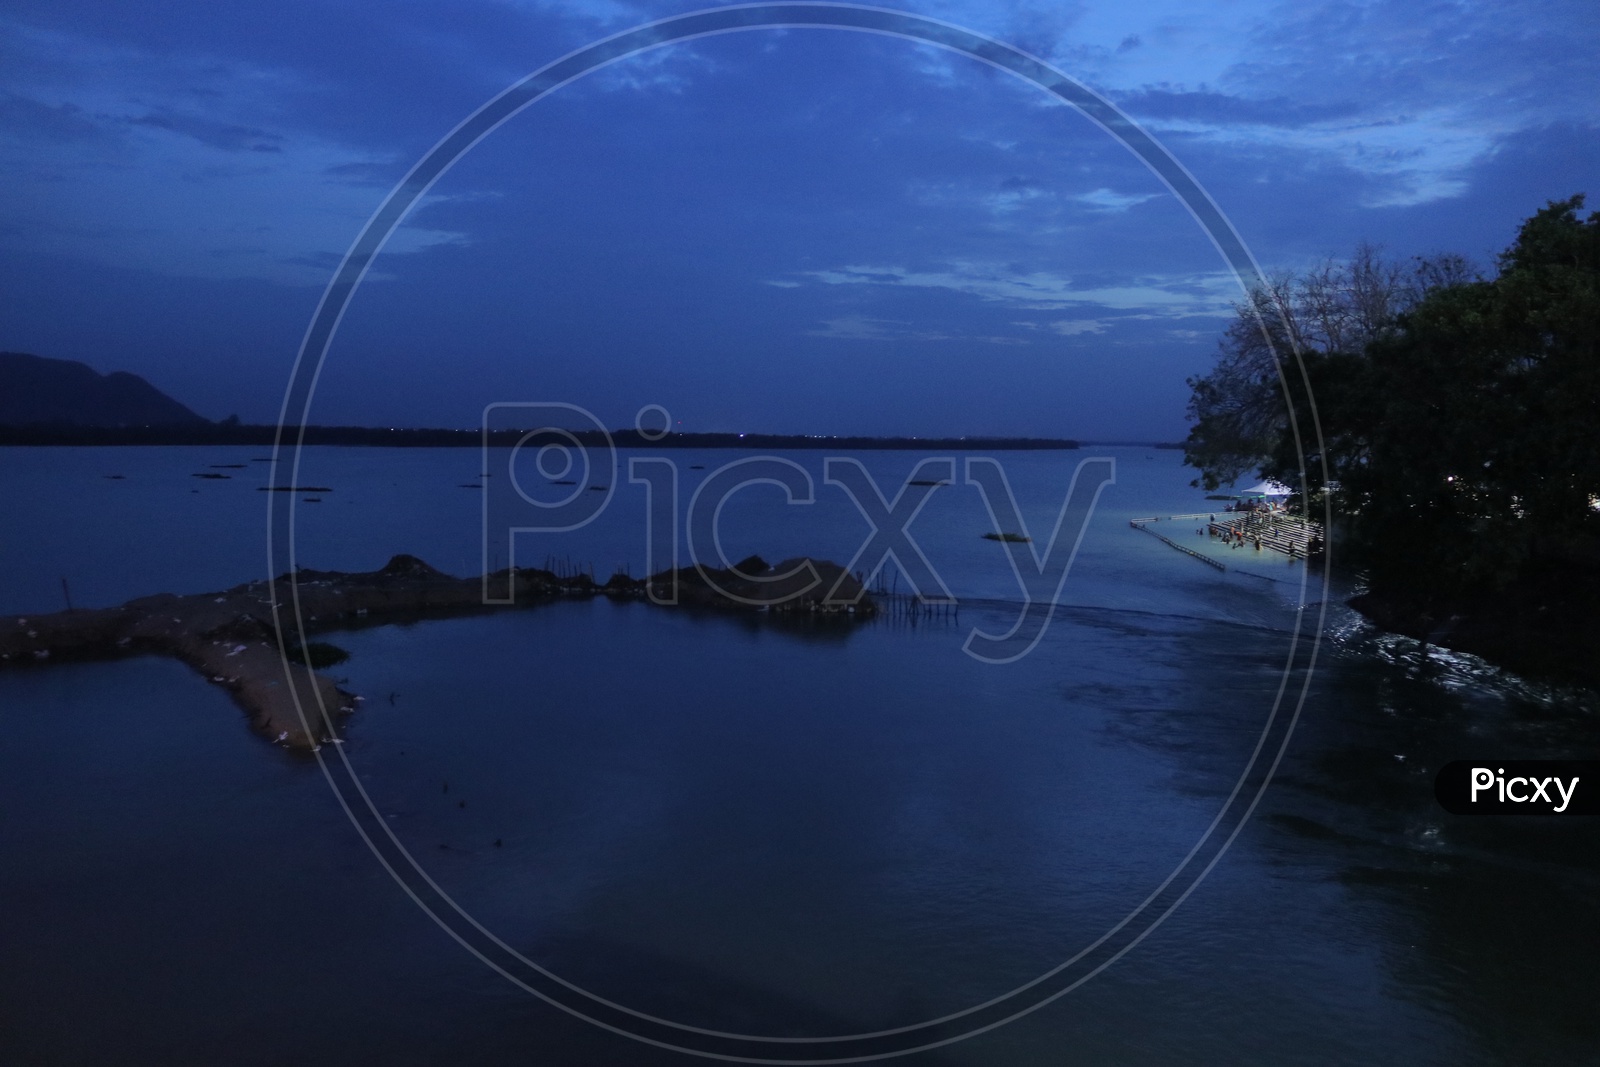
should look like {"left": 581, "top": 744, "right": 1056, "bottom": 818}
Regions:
{"left": 1347, "top": 575, "right": 1600, "bottom": 691}
{"left": 0, "top": 554, "right": 874, "bottom": 750}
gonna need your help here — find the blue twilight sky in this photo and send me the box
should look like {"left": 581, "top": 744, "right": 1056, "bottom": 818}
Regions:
{"left": 0, "top": 0, "right": 1595, "bottom": 439}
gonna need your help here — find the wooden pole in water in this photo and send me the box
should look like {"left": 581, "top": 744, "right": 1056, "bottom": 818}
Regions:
{"left": 61, "top": 577, "right": 73, "bottom": 612}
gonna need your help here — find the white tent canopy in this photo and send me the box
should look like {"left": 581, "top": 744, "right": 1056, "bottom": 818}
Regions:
{"left": 1240, "top": 480, "right": 1293, "bottom": 498}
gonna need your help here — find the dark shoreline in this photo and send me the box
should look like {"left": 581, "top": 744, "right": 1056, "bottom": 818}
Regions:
{"left": 1347, "top": 576, "right": 1600, "bottom": 691}
{"left": 0, "top": 424, "right": 1081, "bottom": 450}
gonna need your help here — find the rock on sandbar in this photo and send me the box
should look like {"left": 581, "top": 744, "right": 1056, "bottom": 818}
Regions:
{"left": 0, "top": 554, "right": 875, "bottom": 751}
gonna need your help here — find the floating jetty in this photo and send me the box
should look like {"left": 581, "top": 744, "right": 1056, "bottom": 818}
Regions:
{"left": 1131, "top": 511, "right": 1323, "bottom": 571}
{"left": 1207, "top": 513, "right": 1322, "bottom": 558}
{"left": 0, "top": 554, "right": 874, "bottom": 752}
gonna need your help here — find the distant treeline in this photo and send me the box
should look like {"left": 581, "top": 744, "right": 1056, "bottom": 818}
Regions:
{"left": 0, "top": 422, "right": 1080, "bottom": 451}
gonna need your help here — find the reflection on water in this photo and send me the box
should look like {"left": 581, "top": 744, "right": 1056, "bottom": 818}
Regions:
{"left": 0, "top": 447, "right": 1595, "bottom": 1064}
{"left": 2, "top": 596, "right": 1592, "bottom": 1063}
{"left": 1255, "top": 623, "right": 1600, "bottom": 1067}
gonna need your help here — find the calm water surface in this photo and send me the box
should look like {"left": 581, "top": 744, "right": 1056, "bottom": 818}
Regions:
{"left": 0, "top": 446, "right": 1595, "bottom": 1065}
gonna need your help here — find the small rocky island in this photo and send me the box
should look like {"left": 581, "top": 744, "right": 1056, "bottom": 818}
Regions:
{"left": 0, "top": 554, "right": 874, "bottom": 751}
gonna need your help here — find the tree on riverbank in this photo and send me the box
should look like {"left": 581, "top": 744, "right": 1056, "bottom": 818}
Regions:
{"left": 1184, "top": 195, "right": 1600, "bottom": 617}
{"left": 1183, "top": 243, "right": 1478, "bottom": 492}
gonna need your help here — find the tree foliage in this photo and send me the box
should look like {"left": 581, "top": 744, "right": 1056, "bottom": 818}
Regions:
{"left": 1182, "top": 243, "right": 1465, "bottom": 491}
{"left": 1184, "top": 195, "right": 1600, "bottom": 608}
{"left": 1348, "top": 196, "right": 1600, "bottom": 604}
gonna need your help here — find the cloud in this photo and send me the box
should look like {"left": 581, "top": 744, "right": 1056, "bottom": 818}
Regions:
{"left": 0, "top": 14, "right": 502, "bottom": 284}
{"left": 800, "top": 262, "right": 1241, "bottom": 316}
{"left": 1075, "top": 187, "right": 1159, "bottom": 212}
{"left": 0, "top": 91, "right": 107, "bottom": 143}
{"left": 807, "top": 315, "right": 902, "bottom": 340}
{"left": 1115, "top": 88, "right": 1363, "bottom": 129}
{"left": 807, "top": 314, "right": 1030, "bottom": 345}
{"left": 823, "top": 268, "right": 909, "bottom": 285}
{"left": 1048, "top": 319, "right": 1109, "bottom": 335}
{"left": 323, "top": 160, "right": 404, "bottom": 185}
{"left": 982, "top": 0, "right": 1600, "bottom": 216}
{"left": 123, "top": 110, "right": 284, "bottom": 152}
{"left": 0, "top": 0, "right": 1591, "bottom": 439}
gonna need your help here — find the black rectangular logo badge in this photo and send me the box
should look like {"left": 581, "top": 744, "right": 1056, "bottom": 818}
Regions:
{"left": 1435, "top": 761, "right": 1596, "bottom": 815}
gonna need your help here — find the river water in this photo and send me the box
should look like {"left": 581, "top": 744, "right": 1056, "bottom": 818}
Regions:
{"left": 0, "top": 445, "right": 1595, "bottom": 1065}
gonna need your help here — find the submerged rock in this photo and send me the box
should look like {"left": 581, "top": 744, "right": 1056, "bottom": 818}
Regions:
{"left": 646, "top": 556, "right": 874, "bottom": 616}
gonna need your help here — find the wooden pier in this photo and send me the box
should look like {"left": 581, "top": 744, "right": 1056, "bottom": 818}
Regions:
{"left": 1130, "top": 510, "right": 1323, "bottom": 571}
{"left": 1206, "top": 512, "right": 1322, "bottom": 558}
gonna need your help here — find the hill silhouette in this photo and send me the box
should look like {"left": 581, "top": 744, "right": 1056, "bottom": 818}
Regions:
{"left": 0, "top": 352, "right": 208, "bottom": 427}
